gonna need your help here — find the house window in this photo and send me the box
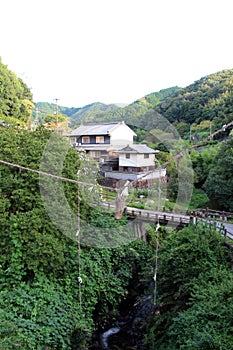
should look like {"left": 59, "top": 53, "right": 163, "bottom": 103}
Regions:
{"left": 144, "top": 154, "right": 149, "bottom": 159}
{"left": 90, "top": 150, "right": 101, "bottom": 158}
{"left": 82, "top": 136, "right": 90, "bottom": 143}
{"left": 126, "top": 153, "right": 130, "bottom": 159}
{"left": 96, "top": 136, "right": 104, "bottom": 143}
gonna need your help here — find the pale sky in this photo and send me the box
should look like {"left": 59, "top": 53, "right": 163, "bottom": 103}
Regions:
{"left": 1, "top": 0, "right": 233, "bottom": 107}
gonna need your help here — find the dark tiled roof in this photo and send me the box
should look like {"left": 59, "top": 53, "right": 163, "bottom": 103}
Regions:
{"left": 117, "top": 144, "right": 159, "bottom": 154}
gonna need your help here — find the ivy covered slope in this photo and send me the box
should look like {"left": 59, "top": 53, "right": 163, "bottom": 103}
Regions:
{"left": 0, "top": 57, "right": 34, "bottom": 127}
{"left": 145, "top": 224, "right": 233, "bottom": 349}
{"left": 0, "top": 127, "right": 154, "bottom": 349}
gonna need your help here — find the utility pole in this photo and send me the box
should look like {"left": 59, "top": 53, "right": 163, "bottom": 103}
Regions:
{"left": 54, "top": 98, "right": 60, "bottom": 133}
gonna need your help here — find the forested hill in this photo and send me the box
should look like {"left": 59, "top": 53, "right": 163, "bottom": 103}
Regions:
{"left": 33, "top": 102, "right": 80, "bottom": 119}
{"left": 33, "top": 102, "right": 119, "bottom": 126}
{"left": 35, "top": 86, "right": 181, "bottom": 128}
{"left": 37, "top": 69, "right": 233, "bottom": 133}
{"left": 67, "top": 102, "right": 120, "bottom": 126}
{"left": 143, "top": 69, "right": 233, "bottom": 131}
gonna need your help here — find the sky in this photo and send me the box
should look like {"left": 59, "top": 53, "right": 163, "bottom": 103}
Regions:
{"left": 1, "top": 0, "right": 233, "bottom": 108}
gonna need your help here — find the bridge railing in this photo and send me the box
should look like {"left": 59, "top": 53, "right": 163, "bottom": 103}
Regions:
{"left": 124, "top": 207, "right": 190, "bottom": 225}
{"left": 187, "top": 208, "right": 233, "bottom": 221}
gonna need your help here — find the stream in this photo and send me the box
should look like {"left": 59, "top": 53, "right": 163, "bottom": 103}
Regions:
{"left": 97, "top": 295, "right": 154, "bottom": 350}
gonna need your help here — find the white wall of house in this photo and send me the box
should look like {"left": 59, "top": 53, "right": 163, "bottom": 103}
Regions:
{"left": 110, "top": 124, "right": 135, "bottom": 146}
{"left": 119, "top": 153, "right": 155, "bottom": 167}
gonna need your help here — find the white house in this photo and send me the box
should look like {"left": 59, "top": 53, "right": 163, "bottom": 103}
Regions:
{"left": 67, "top": 121, "right": 136, "bottom": 161}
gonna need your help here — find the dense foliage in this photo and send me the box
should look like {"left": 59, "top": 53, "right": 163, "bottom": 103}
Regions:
{"left": 137, "top": 69, "right": 233, "bottom": 134}
{"left": 156, "top": 70, "right": 233, "bottom": 122}
{"left": 1, "top": 58, "right": 233, "bottom": 349}
{"left": 0, "top": 127, "right": 154, "bottom": 349}
{"left": 204, "top": 137, "right": 233, "bottom": 211}
{"left": 34, "top": 102, "right": 80, "bottom": 117}
{"left": 0, "top": 57, "right": 34, "bottom": 126}
{"left": 145, "top": 223, "right": 233, "bottom": 349}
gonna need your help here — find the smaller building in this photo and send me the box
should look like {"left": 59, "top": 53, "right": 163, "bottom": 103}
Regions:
{"left": 104, "top": 144, "right": 165, "bottom": 181}
{"left": 117, "top": 144, "right": 158, "bottom": 173}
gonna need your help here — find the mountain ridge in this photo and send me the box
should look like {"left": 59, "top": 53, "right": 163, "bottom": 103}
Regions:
{"left": 34, "top": 68, "right": 233, "bottom": 136}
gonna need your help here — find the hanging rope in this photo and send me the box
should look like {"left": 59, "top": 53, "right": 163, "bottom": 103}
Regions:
{"left": 76, "top": 191, "right": 82, "bottom": 308}
{"left": 0, "top": 159, "right": 115, "bottom": 191}
{"left": 153, "top": 223, "right": 160, "bottom": 305}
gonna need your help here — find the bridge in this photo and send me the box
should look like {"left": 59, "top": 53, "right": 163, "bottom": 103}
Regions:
{"left": 105, "top": 201, "right": 233, "bottom": 241}
{"left": 123, "top": 207, "right": 190, "bottom": 242}
{"left": 124, "top": 206, "right": 190, "bottom": 226}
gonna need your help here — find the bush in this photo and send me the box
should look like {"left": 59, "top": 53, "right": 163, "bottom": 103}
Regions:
{"left": 189, "top": 188, "right": 209, "bottom": 209}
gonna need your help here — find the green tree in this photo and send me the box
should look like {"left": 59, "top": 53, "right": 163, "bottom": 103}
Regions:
{"left": 0, "top": 126, "right": 155, "bottom": 348}
{"left": 145, "top": 223, "right": 232, "bottom": 349}
{"left": 190, "top": 146, "right": 218, "bottom": 187}
{"left": 0, "top": 57, "right": 34, "bottom": 124}
{"left": 204, "top": 137, "right": 233, "bottom": 210}
{"left": 167, "top": 269, "right": 233, "bottom": 349}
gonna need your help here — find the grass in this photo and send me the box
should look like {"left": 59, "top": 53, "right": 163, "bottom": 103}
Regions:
{"left": 101, "top": 188, "right": 117, "bottom": 202}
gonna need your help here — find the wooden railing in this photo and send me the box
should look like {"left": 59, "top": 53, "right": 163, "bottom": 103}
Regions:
{"left": 187, "top": 208, "right": 233, "bottom": 221}
{"left": 124, "top": 207, "right": 190, "bottom": 225}
{"left": 187, "top": 208, "right": 233, "bottom": 241}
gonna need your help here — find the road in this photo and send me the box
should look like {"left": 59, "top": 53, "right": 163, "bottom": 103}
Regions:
{"left": 198, "top": 219, "right": 233, "bottom": 240}
{"left": 220, "top": 222, "right": 233, "bottom": 239}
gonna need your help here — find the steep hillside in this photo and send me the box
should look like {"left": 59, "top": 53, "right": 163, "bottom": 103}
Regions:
{"left": 153, "top": 69, "right": 233, "bottom": 123}
{"left": 116, "top": 86, "right": 181, "bottom": 127}
{"left": 142, "top": 69, "right": 233, "bottom": 131}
